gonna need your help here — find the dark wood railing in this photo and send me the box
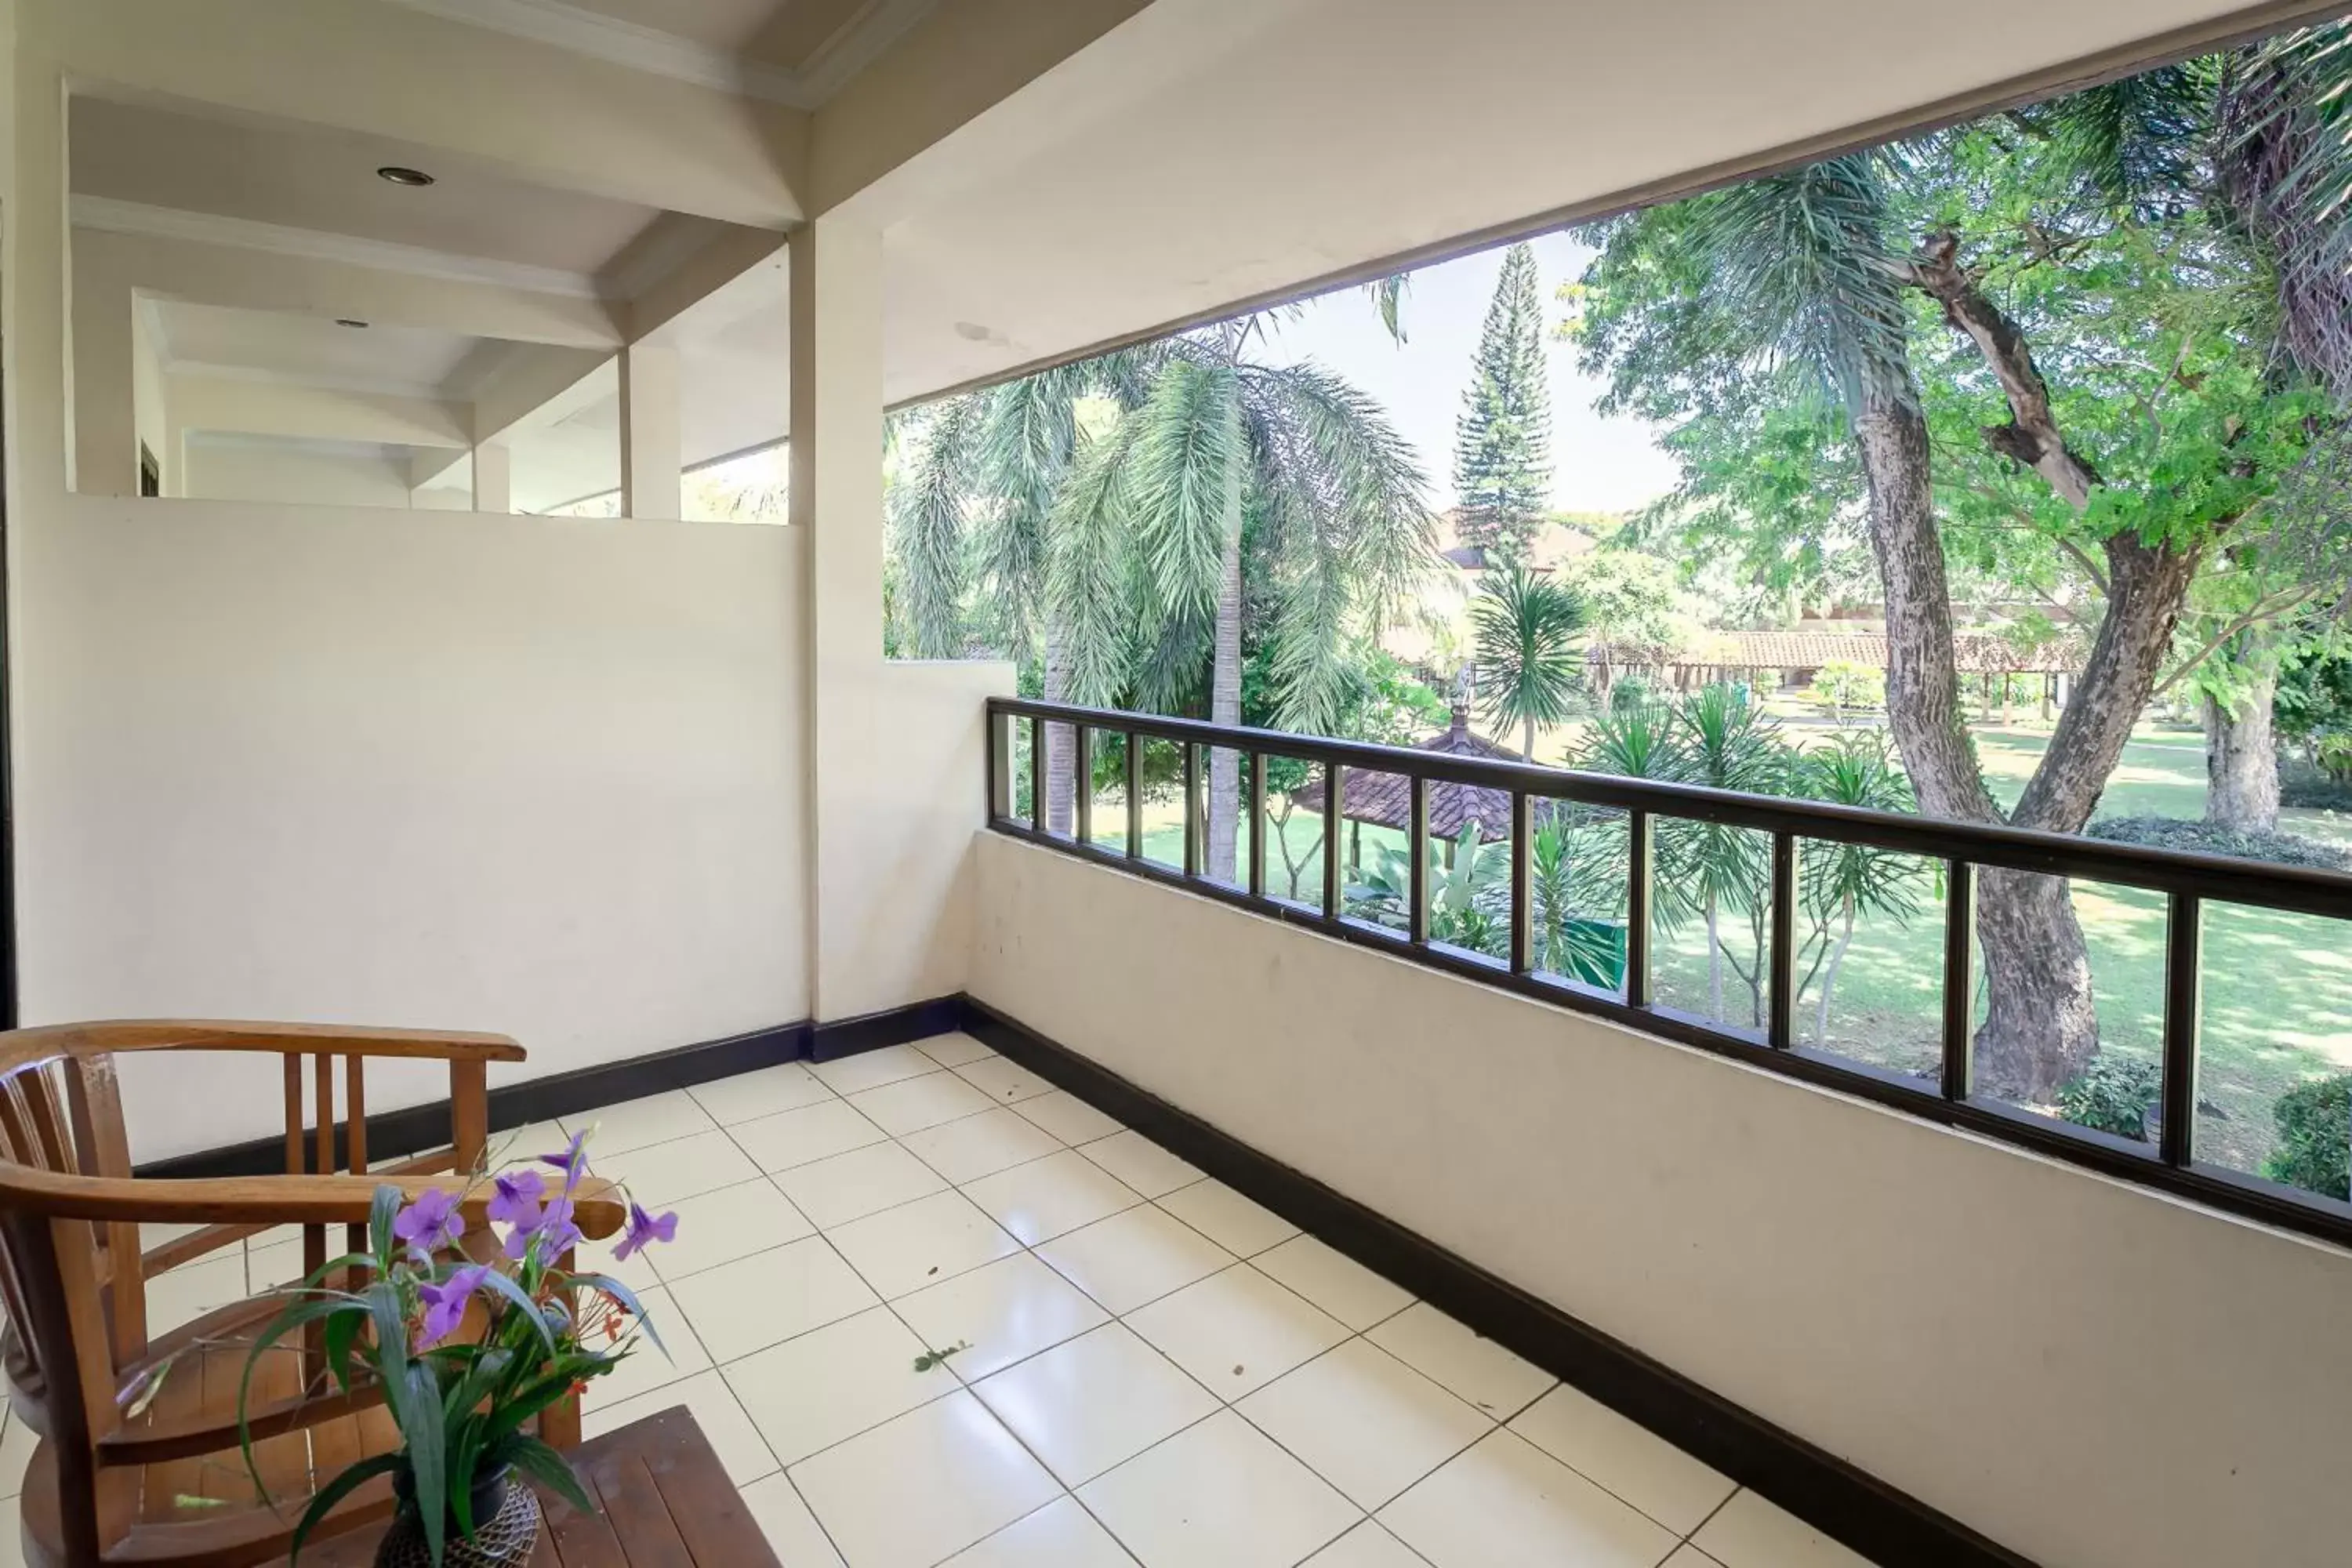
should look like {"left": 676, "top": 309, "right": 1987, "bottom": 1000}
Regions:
{"left": 985, "top": 696, "right": 2352, "bottom": 1249}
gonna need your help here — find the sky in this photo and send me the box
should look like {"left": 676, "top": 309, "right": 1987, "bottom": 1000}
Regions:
{"left": 1255, "top": 230, "right": 1682, "bottom": 518}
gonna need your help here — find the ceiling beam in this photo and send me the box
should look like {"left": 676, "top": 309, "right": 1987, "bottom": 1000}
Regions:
{"left": 630, "top": 227, "right": 788, "bottom": 345}
{"left": 471, "top": 346, "right": 615, "bottom": 445}
{"left": 74, "top": 226, "right": 625, "bottom": 350}
{"left": 38, "top": 0, "right": 808, "bottom": 227}
{"left": 810, "top": 0, "right": 1145, "bottom": 218}
{"left": 169, "top": 374, "right": 470, "bottom": 449}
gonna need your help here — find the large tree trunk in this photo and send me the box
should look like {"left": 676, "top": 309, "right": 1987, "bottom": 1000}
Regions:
{"left": 1044, "top": 626, "right": 1076, "bottom": 837}
{"left": 1205, "top": 441, "right": 1244, "bottom": 882}
{"left": 1854, "top": 365, "right": 1995, "bottom": 826}
{"left": 1850, "top": 356, "right": 2106, "bottom": 1101}
{"left": 2205, "top": 670, "right": 2281, "bottom": 833}
{"left": 1897, "top": 248, "right": 2212, "bottom": 1100}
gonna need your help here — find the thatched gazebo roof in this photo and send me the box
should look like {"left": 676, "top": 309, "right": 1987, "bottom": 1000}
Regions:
{"left": 1294, "top": 702, "right": 1522, "bottom": 844}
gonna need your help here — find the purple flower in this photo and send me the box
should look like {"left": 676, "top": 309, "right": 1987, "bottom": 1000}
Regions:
{"left": 415, "top": 1265, "right": 488, "bottom": 1352}
{"left": 535, "top": 1196, "right": 583, "bottom": 1260}
{"left": 487, "top": 1169, "right": 545, "bottom": 1229}
{"left": 503, "top": 1194, "right": 582, "bottom": 1261}
{"left": 535, "top": 1131, "right": 590, "bottom": 1190}
{"left": 612, "top": 1203, "right": 678, "bottom": 1262}
{"left": 392, "top": 1188, "right": 464, "bottom": 1255}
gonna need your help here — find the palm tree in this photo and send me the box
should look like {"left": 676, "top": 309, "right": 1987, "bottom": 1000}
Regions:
{"left": 891, "top": 356, "right": 1155, "bottom": 834}
{"left": 1579, "top": 689, "right": 1786, "bottom": 1026}
{"left": 1469, "top": 564, "right": 1586, "bottom": 760}
{"left": 1098, "top": 315, "right": 1431, "bottom": 878}
{"left": 1792, "top": 731, "right": 1922, "bottom": 1049}
{"left": 1673, "top": 685, "right": 1785, "bottom": 1025}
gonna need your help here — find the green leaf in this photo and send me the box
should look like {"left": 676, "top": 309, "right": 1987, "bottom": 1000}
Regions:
{"left": 394, "top": 1361, "right": 448, "bottom": 1566}
{"left": 365, "top": 1280, "right": 449, "bottom": 1567}
{"left": 241, "top": 1294, "right": 368, "bottom": 1501}
{"left": 448, "top": 1402, "right": 488, "bottom": 1541}
{"left": 912, "top": 1341, "right": 971, "bottom": 1373}
{"left": 323, "top": 1311, "right": 363, "bottom": 1395}
{"left": 289, "top": 1452, "right": 403, "bottom": 1566}
{"left": 466, "top": 1265, "right": 559, "bottom": 1357}
{"left": 493, "top": 1434, "right": 594, "bottom": 1516}
{"left": 370, "top": 1184, "right": 405, "bottom": 1268}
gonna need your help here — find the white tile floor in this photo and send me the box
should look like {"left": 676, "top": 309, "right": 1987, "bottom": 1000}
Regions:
{"left": 0, "top": 1033, "right": 1886, "bottom": 1568}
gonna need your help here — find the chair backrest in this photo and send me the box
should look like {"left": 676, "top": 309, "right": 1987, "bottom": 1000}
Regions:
{"left": 0, "top": 1040, "right": 143, "bottom": 1563}
{"left": 0, "top": 1021, "right": 510, "bottom": 1564}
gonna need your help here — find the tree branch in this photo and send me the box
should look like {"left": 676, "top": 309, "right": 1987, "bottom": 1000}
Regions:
{"left": 2056, "top": 537, "right": 2112, "bottom": 597}
{"left": 1904, "top": 231, "right": 2103, "bottom": 510}
{"left": 2151, "top": 583, "right": 2325, "bottom": 698}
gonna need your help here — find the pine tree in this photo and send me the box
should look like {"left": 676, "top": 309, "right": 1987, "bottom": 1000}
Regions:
{"left": 1453, "top": 242, "right": 1552, "bottom": 564}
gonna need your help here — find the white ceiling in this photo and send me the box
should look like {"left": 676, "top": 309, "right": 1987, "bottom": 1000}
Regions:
{"left": 102, "top": 0, "right": 2267, "bottom": 507}
{"left": 71, "top": 96, "right": 671, "bottom": 278}
{"left": 154, "top": 302, "right": 492, "bottom": 397}
{"left": 873, "top": 0, "right": 2298, "bottom": 405}
{"left": 555, "top": 0, "right": 877, "bottom": 68}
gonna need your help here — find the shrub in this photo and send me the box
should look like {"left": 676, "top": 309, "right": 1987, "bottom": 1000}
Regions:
{"left": 2083, "top": 815, "right": 2352, "bottom": 873}
{"left": 2265, "top": 1073, "right": 2351, "bottom": 1200}
{"left": 1608, "top": 675, "right": 1657, "bottom": 716}
{"left": 1805, "top": 659, "right": 1884, "bottom": 721}
{"left": 2278, "top": 756, "right": 2352, "bottom": 811}
{"left": 2057, "top": 1054, "right": 2161, "bottom": 1140}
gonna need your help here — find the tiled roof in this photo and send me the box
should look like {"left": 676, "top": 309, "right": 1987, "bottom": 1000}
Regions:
{"left": 1293, "top": 703, "right": 1522, "bottom": 840}
{"left": 1590, "top": 630, "right": 2085, "bottom": 674}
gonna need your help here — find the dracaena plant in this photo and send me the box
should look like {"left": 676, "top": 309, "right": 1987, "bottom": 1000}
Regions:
{"left": 238, "top": 1130, "right": 677, "bottom": 1566}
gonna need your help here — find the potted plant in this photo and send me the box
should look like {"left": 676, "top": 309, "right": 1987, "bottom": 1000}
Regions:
{"left": 238, "top": 1130, "right": 678, "bottom": 1566}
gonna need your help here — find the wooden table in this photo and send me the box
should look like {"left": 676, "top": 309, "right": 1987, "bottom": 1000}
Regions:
{"left": 307, "top": 1407, "right": 780, "bottom": 1566}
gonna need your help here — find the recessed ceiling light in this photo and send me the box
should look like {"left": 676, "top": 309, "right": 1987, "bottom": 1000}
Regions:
{"left": 335, "top": 318, "right": 369, "bottom": 328}
{"left": 376, "top": 165, "right": 435, "bottom": 187}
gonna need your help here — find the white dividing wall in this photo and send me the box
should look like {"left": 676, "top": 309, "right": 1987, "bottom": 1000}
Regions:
{"left": 13, "top": 495, "right": 810, "bottom": 1159}
{"left": 972, "top": 836, "right": 2352, "bottom": 1568}
{"left": 183, "top": 442, "right": 416, "bottom": 509}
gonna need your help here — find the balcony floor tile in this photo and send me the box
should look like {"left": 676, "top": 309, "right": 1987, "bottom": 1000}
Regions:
{"left": 102, "top": 1033, "right": 1888, "bottom": 1568}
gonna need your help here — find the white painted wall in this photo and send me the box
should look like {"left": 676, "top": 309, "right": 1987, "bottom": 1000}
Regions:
{"left": 972, "top": 836, "right": 2352, "bottom": 1568}
{"left": 12, "top": 495, "right": 810, "bottom": 1160}
{"left": 183, "top": 441, "right": 414, "bottom": 510}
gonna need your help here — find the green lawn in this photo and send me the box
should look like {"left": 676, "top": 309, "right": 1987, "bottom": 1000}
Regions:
{"left": 1043, "top": 720, "right": 2352, "bottom": 1181}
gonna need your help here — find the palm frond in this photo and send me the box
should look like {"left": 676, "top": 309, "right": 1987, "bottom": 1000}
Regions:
{"left": 966, "top": 376, "right": 1080, "bottom": 664}
{"left": 1045, "top": 422, "right": 1139, "bottom": 706}
{"left": 1266, "top": 544, "right": 1356, "bottom": 732}
{"left": 2220, "top": 21, "right": 2352, "bottom": 391}
{"left": 1469, "top": 565, "right": 1587, "bottom": 743}
{"left": 1131, "top": 604, "right": 1212, "bottom": 715}
{"left": 2014, "top": 64, "right": 2214, "bottom": 215}
{"left": 889, "top": 395, "right": 983, "bottom": 659}
{"left": 1682, "top": 154, "right": 1914, "bottom": 404}
{"left": 1240, "top": 361, "right": 1435, "bottom": 630}
{"left": 1364, "top": 274, "right": 1410, "bottom": 344}
{"left": 1126, "top": 357, "right": 1243, "bottom": 622}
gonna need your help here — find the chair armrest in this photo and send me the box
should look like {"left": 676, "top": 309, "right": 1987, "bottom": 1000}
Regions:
{"left": 0, "top": 1170, "right": 625, "bottom": 1240}
{"left": 9, "top": 1019, "right": 524, "bottom": 1063}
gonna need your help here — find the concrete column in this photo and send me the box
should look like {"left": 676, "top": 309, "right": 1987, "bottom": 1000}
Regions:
{"left": 788, "top": 216, "right": 1011, "bottom": 1025}
{"left": 619, "top": 343, "right": 681, "bottom": 521}
{"left": 472, "top": 441, "right": 512, "bottom": 514}
{"left": 793, "top": 217, "right": 884, "bottom": 1022}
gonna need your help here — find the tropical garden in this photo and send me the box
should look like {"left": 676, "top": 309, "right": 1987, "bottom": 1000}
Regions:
{"left": 885, "top": 17, "right": 2352, "bottom": 1200}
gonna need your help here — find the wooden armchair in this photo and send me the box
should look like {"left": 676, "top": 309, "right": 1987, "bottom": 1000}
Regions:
{"left": 0, "top": 1021, "right": 624, "bottom": 1568}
